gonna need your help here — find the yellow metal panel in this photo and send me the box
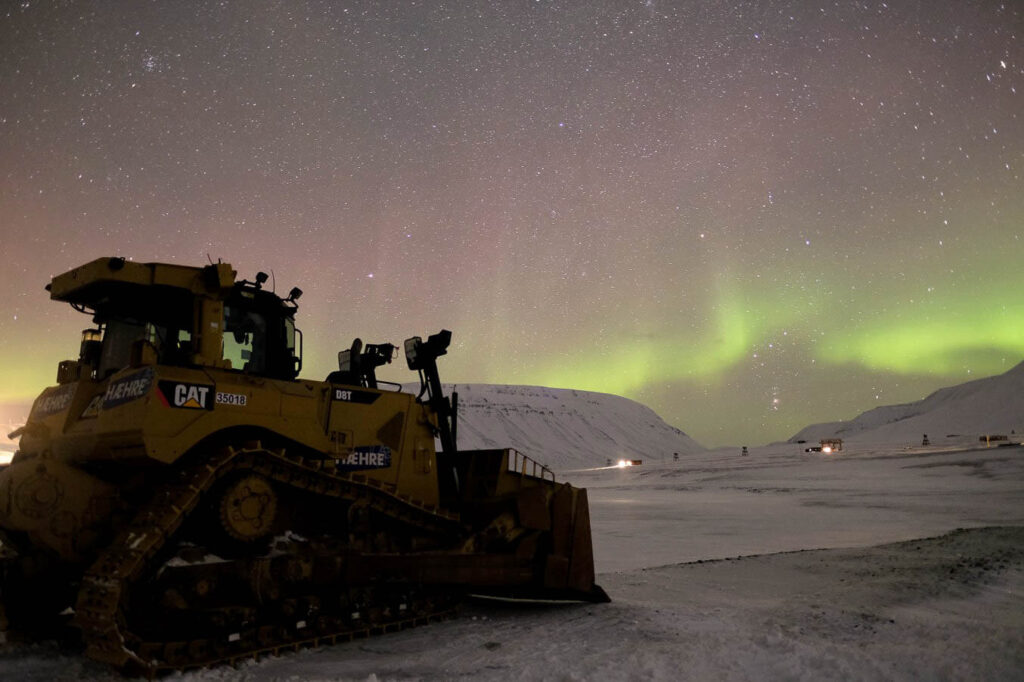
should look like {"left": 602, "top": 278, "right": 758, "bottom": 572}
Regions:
{"left": 50, "top": 258, "right": 237, "bottom": 302}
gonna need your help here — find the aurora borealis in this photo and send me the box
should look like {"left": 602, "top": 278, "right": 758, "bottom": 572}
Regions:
{"left": 1, "top": 1, "right": 1021, "bottom": 447}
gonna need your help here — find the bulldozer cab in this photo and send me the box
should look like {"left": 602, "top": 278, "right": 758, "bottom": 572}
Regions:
{"left": 221, "top": 286, "right": 302, "bottom": 380}
{"left": 87, "top": 295, "right": 194, "bottom": 378}
{"left": 49, "top": 257, "right": 302, "bottom": 383}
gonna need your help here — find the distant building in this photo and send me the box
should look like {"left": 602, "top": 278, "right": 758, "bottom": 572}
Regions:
{"left": 980, "top": 435, "right": 1009, "bottom": 447}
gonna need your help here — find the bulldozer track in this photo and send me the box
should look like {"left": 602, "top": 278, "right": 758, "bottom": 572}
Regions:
{"left": 73, "top": 443, "right": 466, "bottom": 675}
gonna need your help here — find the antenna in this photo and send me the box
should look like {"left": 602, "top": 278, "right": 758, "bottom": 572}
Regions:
{"left": 271, "top": 269, "right": 276, "bottom": 293}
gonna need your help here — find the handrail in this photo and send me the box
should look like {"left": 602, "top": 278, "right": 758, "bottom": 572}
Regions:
{"left": 506, "top": 449, "right": 555, "bottom": 482}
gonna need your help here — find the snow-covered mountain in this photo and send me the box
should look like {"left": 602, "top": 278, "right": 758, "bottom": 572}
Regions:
{"left": 426, "top": 384, "right": 703, "bottom": 470}
{"left": 790, "top": 361, "right": 1024, "bottom": 444}
{"left": 0, "top": 408, "right": 27, "bottom": 465}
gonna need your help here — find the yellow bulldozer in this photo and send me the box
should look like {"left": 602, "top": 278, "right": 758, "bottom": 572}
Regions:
{"left": 0, "top": 257, "right": 607, "bottom": 674}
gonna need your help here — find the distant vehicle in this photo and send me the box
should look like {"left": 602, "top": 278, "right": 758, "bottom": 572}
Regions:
{"left": 615, "top": 459, "right": 642, "bottom": 467}
{"left": 803, "top": 439, "right": 842, "bottom": 454}
{"left": 820, "top": 439, "right": 843, "bottom": 454}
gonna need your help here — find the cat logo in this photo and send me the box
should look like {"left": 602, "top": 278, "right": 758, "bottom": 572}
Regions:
{"left": 157, "top": 381, "right": 214, "bottom": 410}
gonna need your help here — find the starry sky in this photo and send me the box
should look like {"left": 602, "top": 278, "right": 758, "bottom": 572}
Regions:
{"left": 1, "top": 1, "right": 1022, "bottom": 447}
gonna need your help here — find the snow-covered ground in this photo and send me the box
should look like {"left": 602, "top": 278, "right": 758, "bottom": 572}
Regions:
{"left": 3, "top": 442, "right": 1022, "bottom": 680}
{"left": 581, "top": 441, "right": 1024, "bottom": 572}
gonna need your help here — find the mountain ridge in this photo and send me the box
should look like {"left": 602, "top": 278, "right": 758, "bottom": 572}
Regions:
{"left": 789, "top": 361, "right": 1024, "bottom": 444}
{"left": 426, "top": 383, "right": 704, "bottom": 470}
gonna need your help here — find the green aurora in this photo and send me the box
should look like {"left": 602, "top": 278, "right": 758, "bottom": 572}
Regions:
{"left": 1, "top": 1, "right": 1021, "bottom": 447}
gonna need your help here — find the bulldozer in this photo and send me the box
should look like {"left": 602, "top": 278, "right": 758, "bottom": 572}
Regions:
{"left": 0, "top": 257, "right": 608, "bottom": 674}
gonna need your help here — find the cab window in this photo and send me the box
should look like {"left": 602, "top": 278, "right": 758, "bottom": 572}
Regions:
{"left": 223, "top": 306, "right": 268, "bottom": 373}
{"left": 98, "top": 319, "right": 147, "bottom": 378}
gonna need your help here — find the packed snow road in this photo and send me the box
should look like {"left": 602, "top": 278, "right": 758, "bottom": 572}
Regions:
{"left": 2, "top": 444, "right": 1022, "bottom": 680}
{"left": 581, "top": 442, "right": 1024, "bottom": 572}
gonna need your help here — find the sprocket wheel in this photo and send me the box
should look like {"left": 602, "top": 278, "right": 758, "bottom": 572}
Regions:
{"left": 218, "top": 474, "right": 278, "bottom": 542}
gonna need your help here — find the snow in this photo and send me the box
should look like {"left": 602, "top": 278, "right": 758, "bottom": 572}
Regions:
{"left": 2, "top": 370, "right": 1023, "bottom": 679}
{"left": 582, "top": 443, "right": 1024, "bottom": 572}
{"left": 790, "top": 361, "right": 1024, "bottom": 445}
{"left": 426, "top": 383, "right": 704, "bottom": 470}
{"left": 3, "top": 443, "right": 1022, "bottom": 680}
{"left": 420, "top": 361, "right": 1024, "bottom": 472}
